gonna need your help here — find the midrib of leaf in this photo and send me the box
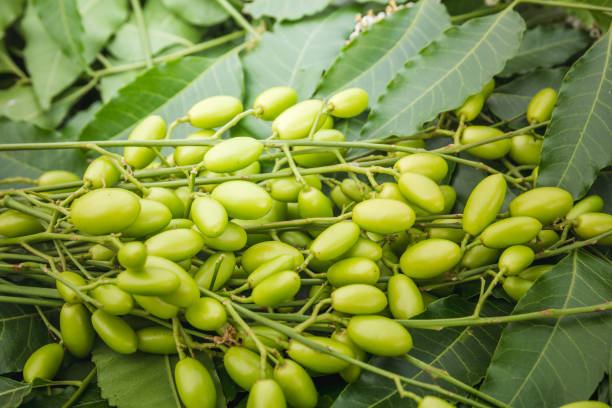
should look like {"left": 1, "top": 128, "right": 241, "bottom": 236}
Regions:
{"left": 508, "top": 252, "right": 578, "bottom": 404}
{"left": 80, "top": 0, "right": 102, "bottom": 15}
{"left": 164, "top": 355, "right": 181, "bottom": 407}
{"left": 42, "top": 52, "right": 62, "bottom": 103}
{"left": 555, "top": 31, "right": 611, "bottom": 188}
{"left": 373, "top": 7, "right": 511, "bottom": 132}
{"left": 514, "top": 37, "right": 586, "bottom": 60}
{"left": 0, "top": 384, "right": 30, "bottom": 396}
{"left": 59, "top": 0, "right": 81, "bottom": 58}
{"left": 288, "top": 16, "right": 331, "bottom": 87}
{"left": 0, "top": 312, "right": 43, "bottom": 323}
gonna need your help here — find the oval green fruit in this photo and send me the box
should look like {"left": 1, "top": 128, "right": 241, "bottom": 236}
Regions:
{"left": 566, "top": 195, "right": 604, "bottom": 220}
{"left": 440, "top": 185, "right": 457, "bottom": 214}
{"left": 247, "top": 379, "right": 287, "bottom": 408}
{"left": 272, "top": 99, "right": 327, "bottom": 140}
{"left": 509, "top": 187, "right": 573, "bottom": 225}
{"left": 252, "top": 271, "right": 301, "bottom": 307}
{"left": 331, "top": 284, "right": 387, "bottom": 314}
{"left": 0, "top": 210, "right": 43, "bottom": 238}
{"left": 204, "top": 137, "right": 263, "bottom": 173}
{"left": 387, "top": 274, "right": 424, "bottom": 319}
{"left": 212, "top": 180, "right": 272, "bottom": 220}
{"left": 310, "top": 221, "right": 361, "bottom": 261}
{"left": 89, "top": 244, "right": 115, "bottom": 261}
{"left": 330, "top": 185, "right": 354, "bottom": 209}
{"left": 573, "top": 212, "right": 612, "bottom": 245}
{"left": 462, "top": 174, "right": 507, "bottom": 236}
{"left": 347, "top": 315, "right": 412, "bottom": 356}
{"left": 133, "top": 295, "right": 178, "bottom": 319}
{"left": 121, "top": 199, "right": 171, "bottom": 238}
{"left": 527, "top": 229, "right": 559, "bottom": 252}
{"left": 187, "top": 95, "right": 243, "bottom": 128}
{"left": 279, "top": 230, "right": 312, "bottom": 249}
{"left": 56, "top": 271, "right": 86, "bottom": 304}
{"left": 83, "top": 156, "right": 120, "bottom": 189}
{"left": 293, "top": 129, "right": 345, "bottom": 168}
{"left": 175, "top": 357, "right": 217, "bottom": 408}
{"left": 426, "top": 219, "right": 465, "bottom": 243}
{"left": 146, "top": 187, "right": 185, "bottom": 219}
{"left": 194, "top": 252, "right": 235, "bottom": 291}
{"left": 509, "top": 134, "right": 542, "bottom": 165}
{"left": 518, "top": 264, "right": 554, "bottom": 281}
{"left": 201, "top": 221, "right": 247, "bottom": 251}
{"left": 253, "top": 86, "right": 298, "bottom": 120}
{"left": 274, "top": 359, "right": 318, "bottom": 408}
{"left": 269, "top": 175, "right": 321, "bottom": 203}
{"left": 38, "top": 170, "right": 79, "bottom": 192}
{"left": 91, "top": 309, "right": 137, "bottom": 354}
{"left": 241, "top": 241, "right": 304, "bottom": 274}
{"left": 71, "top": 188, "right": 141, "bottom": 235}
{"left": 23, "top": 343, "right": 64, "bottom": 383}
{"left": 247, "top": 254, "right": 295, "bottom": 288}
{"left": 146, "top": 229, "right": 203, "bottom": 261}
{"left": 398, "top": 172, "right": 444, "bottom": 214}
{"left": 498, "top": 245, "right": 534, "bottom": 275}
{"left": 91, "top": 284, "right": 133, "bottom": 315}
{"left": 159, "top": 263, "right": 199, "bottom": 308}
{"left": 327, "top": 88, "right": 368, "bottom": 118}
{"left": 137, "top": 326, "right": 176, "bottom": 354}
{"left": 60, "top": 303, "right": 94, "bottom": 358}
{"left": 173, "top": 130, "right": 215, "bottom": 166}
{"left": 223, "top": 346, "right": 273, "bottom": 390}
{"left": 393, "top": 153, "right": 448, "bottom": 183}
{"left": 190, "top": 196, "right": 228, "bottom": 238}
{"left": 340, "top": 178, "right": 370, "bottom": 202}
{"left": 327, "top": 257, "right": 380, "bottom": 287}
{"left": 352, "top": 198, "right": 415, "bottom": 235}
{"left": 418, "top": 395, "right": 456, "bottom": 408}
{"left": 400, "top": 239, "right": 461, "bottom": 279}
{"left": 123, "top": 115, "right": 166, "bottom": 169}
{"left": 455, "top": 92, "right": 484, "bottom": 121}
{"left": 461, "top": 245, "right": 500, "bottom": 269}
{"left": 117, "top": 241, "right": 147, "bottom": 270}
{"left": 461, "top": 126, "right": 511, "bottom": 160}
{"left": 117, "top": 256, "right": 181, "bottom": 296}
{"left": 287, "top": 336, "right": 353, "bottom": 374}
{"left": 185, "top": 297, "right": 227, "bottom": 331}
{"left": 558, "top": 403, "right": 611, "bottom": 408}
{"left": 344, "top": 238, "right": 382, "bottom": 261}
{"left": 527, "top": 88, "right": 557, "bottom": 124}
{"left": 481, "top": 216, "right": 542, "bottom": 248}
{"left": 162, "top": 218, "right": 194, "bottom": 231}
{"left": 298, "top": 187, "right": 334, "bottom": 218}
{"left": 502, "top": 276, "right": 533, "bottom": 301}
{"left": 240, "top": 326, "right": 287, "bottom": 352}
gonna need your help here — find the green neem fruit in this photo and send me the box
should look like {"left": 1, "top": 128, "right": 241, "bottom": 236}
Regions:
{"left": 247, "top": 379, "right": 287, "bottom": 408}
{"left": 347, "top": 315, "right": 412, "bottom": 356}
{"left": 204, "top": 137, "right": 263, "bottom": 173}
{"left": 330, "top": 329, "right": 366, "bottom": 383}
{"left": 232, "top": 161, "right": 261, "bottom": 178}
{"left": 344, "top": 238, "right": 382, "bottom": 261}
{"left": 440, "top": 185, "right": 457, "bottom": 214}
{"left": 455, "top": 92, "right": 485, "bottom": 121}
{"left": 398, "top": 172, "right": 445, "bottom": 214}
{"left": 426, "top": 219, "right": 465, "bottom": 243}
{"left": 118, "top": 241, "right": 147, "bottom": 270}
{"left": 566, "top": 195, "right": 604, "bottom": 220}
{"left": 185, "top": 297, "right": 227, "bottom": 331}
{"left": 352, "top": 198, "right": 415, "bottom": 235}
{"left": 387, "top": 274, "right": 424, "bottom": 319}
{"left": 331, "top": 284, "right": 387, "bottom": 314}
{"left": 89, "top": 244, "right": 115, "bottom": 261}
{"left": 287, "top": 337, "right": 354, "bottom": 374}
{"left": 174, "top": 186, "right": 192, "bottom": 216}
{"left": 527, "top": 88, "right": 557, "bottom": 124}
{"left": 269, "top": 175, "right": 321, "bottom": 202}
{"left": 502, "top": 276, "right": 533, "bottom": 301}
{"left": 527, "top": 229, "right": 559, "bottom": 252}
{"left": 175, "top": 357, "right": 217, "bottom": 408}
{"left": 462, "top": 174, "right": 507, "bottom": 236}
{"left": 273, "top": 99, "right": 328, "bottom": 140}
{"left": 509, "top": 187, "right": 573, "bottom": 225}
{"left": 173, "top": 130, "right": 215, "bottom": 166}
{"left": 240, "top": 326, "right": 287, "bottom": 351}
{"left": 233, "top": 199, "right": 287, "bottom": 228}
{"left": 252, "top": 271, "right": 301, "bottom": 307}
{"left": 330, "top": 185, "right": 354, "bottom": 209}
{"left": 83, "top": 156, "right": 120, "bottom": 189}
{"left": 162, "top": 218, "right": 194, "bottom": 231}
{"left": 558, "top": 402, "right": 612, "bottom": 408}
{"left": 194, "top": 252, "right": 235, "bottom": 291}
{"left": 38, "top": 170, "right": 79, "bottom": 192}
{"left": 201, "top": 221, "right": 247, "bottom": 251}
{"left": 293, "top": 129, "right": 345, "bottom": 168}
{"left": 509, "top": 134, "right": 542, "bottom": 165}
{"left": 327, "top": 87, "right": 369, "bottom": 118}
{"left": 461, "top": 126, "right": 511, "bottom": 160}
{"left": 121, "top": 199, "right": 172, "bottom": 238}
{"left": 279, "top": 230, "right": 312, "bottom": 249}
{"left": 518, "top": 264, "right": 554, "bottom": 281}
{"left": 247, "top": 254, "right": 294, "bottom": 288}
{"left": 133, "top": 295, "right": 179, "bottom": 319}
{"left": 461, "top": 245, "right": 500, "bottom": 269}
{"left": 146, "top": 187, "right": 185, "bottom": 219}
{"left": 136, "top": 327, "right": 176, "bottom": 354}
{"left": 0, "top": 210, "right": 43, "bottom": 237}
{"left": 241, "top": 241, "right": 304, "bottom": 274}
{"left": 224, "top": 346, "right": 273, "bottom": 390}
{"left": 212, "top": 180, "right": 272, "bottom": 220}
{"left": 117, "top": 256, "right": 181, "bottom": 296}
{"left": 340, "top": 178, "right": 370, "bottom": 202}
{"left": 254, "top": 86, "right": 298, "bottom": 120}
{"left": 375, "top": 182, "right": 409, "bottom": 204}
{"left": 400, "top": 239, "right": 461, "bottom": 279}
{"left": 481, "top": 216, "right": 542, "bottom": 248}
{"left": 394, "top": 153, "right": 448, "bottom": 183}
{"left": 274, "top": 359, "right": 318, "bottom": 408}
{"left": 23, "top": 343, "right": 64, "bottom": 383}
{"left": 418, "top": 395, "right": 456, "bottom": 408}
{"left": 71, "top": 188, "right": 141, "bottom": 235}
{"left": 123, "top": 115, "right": 166, "bottom": 169}
{"left": 498, "top": 245, "right": 534, "bottom": 275}
{"left": 388, "top": 139, "right": 426, "bottom": 157}
{"left": 145, "top": 229, "right": 203, "bottom": 261}
{"left": 481, "top": 78, "right": 495, "bottom": 98}
{"left": 298, "top": 187, "right": 334, "bottom": 218}
{"left": 91, "top": 284, "right": 133, "bottom": 315}
{"left": 159, "top": 262, "right": 199, "bottom": 308}
{"left": 60, "top": 303, "right": 94, "bottom": 358}
{"left": 190, "top": 196, "right": 227, "bottom": 238}
{"left": 310, "top": 221, "right": 361, "bottom": 261}
{"left": 56, "top": 271, "right": 86, "bottom": 304}
{"left": 91, "top": 309, "right": 137, "bottom": 354}
{"left": 327, "top": 257, "right": 380, "bottom": 287}
{"left": 573, "top": 212, "right": 612, "bottom": 245}
{"left": 188, "top": 95, "right": 243, "bottom": 128}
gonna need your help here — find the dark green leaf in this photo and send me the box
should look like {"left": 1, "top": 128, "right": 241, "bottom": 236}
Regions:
{"left": 244, "top": 0, "right": 333, "bottom": 21}
{"left": 32, "top": 0, "right": 87, "bottom": 68}
{"left": 160, "top": 0, "right": 228, "bottom": 27}
{"left": 22, "top": 382, "right": 109, "bottom": 408}
{"left": 241, "top": 6, "right": 357, "bottom": 138}
{"left": 441, "top": 0, "right": 482, "bottom": 15}
{"left": 0, "top": 0, "right": 25, "bottom": 39}
{"left": 0, "top": 377, "right": 31, "bottom": 408}
{"left": 21, "top": 4, "right": 82, "bottom": 109}
{"left": 500, "top": 26, "right": 590, "bottom": 77}
{"left": 537, "top": 30, "right": 612, "bottom": 199}
{"left": 487, "top": 67, "right": 567, "bottom": 129}
{"left": 588, "top": 169, "right": 612, "bottom": 214}
{"left": 332, "top": 296, "right": 509, "bottom": 408}
{"left": 316, "top": 0, "right": 451, "bottom": 102}
{"left": 0, "top": 42, "right": 22, "bottom": 76}
{"left": 80, "top": 53, "right": 243, "bottom": 141}
{"left": 92, "top": 343, "right": 225, "bottom": 408}
{"left": 61, "top": 101, "right": 102, "bottom": 140}
{"left": 361, "top": 9, "right": 525, "bottom": 139}
{"left": 480, "top": 250, "right": 612, "bottom": 407}
{"left": 79, "top": 0, "right": 129, "bottom": 61}
{"left": 0, "top": 121, "right": 88, "bottom": 185}
{"left": 0, "top": 86, "right": 71, "bottom": 129}
{"left": 0, "top": 305, "right": 51, "bottom": 375}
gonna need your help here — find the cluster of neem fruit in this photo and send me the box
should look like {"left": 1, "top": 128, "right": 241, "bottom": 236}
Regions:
{"left": 1, "top": 83, "right": 611, "bottom": 408}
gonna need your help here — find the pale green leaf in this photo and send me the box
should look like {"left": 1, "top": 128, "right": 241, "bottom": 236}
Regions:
{"left": 79, "top": 0, "right": 129, "bottom": 61}
{"left": 537, "top": 30, "right": 612, "bottom": 199}
{"left": 500, "top": 26, "right": 590, "bottom": 77}
{"left": 108, "top": 0, "right": 205, "bottom": 62}
{"left": 99, "top": 64, "right": 144, "bottom": 103}
{"left": 93, "top": 343, "right": 225, "bottom": 408}
{"left": 240, "top": 6, "right": 357, "bottom": 138}
{"left": 0, "top": 42, "right": 23, "bottom": 76}
{"left": 0, "top": 0, "right": 25, "bottom": 39}
{"left": 161, "top": 0, "right": 228, "bottom": 27}
{"left": 0, "top": 86, "right": 71, "bottom": 129}
{"left": 0, "top": 377, "right": 31, "bottom": 408}
{"left": 0, "top": 305, "right": 51, "bottom": 375}
{"left": 80, "top": 53, "right": 243, "bottom": 141}
{"left": 244, "top": 0, "right": 333, "bottom": 21}
{"left": 360, "top": 9, "right": 525, "bottom": 139}
{"left": 61, "top": 101, "right": 102, "bottom": 140}
{"left": 316, "top": 0, "right": 450, "bottom": 101}
{"left": 480, "top": 250, "right": 612, "bottom": 407}
{"left": 32, "top": 0, "right": 87, "bottom": 68}
{"left": 21, "top": 4, "right": 82, "bottom": 109}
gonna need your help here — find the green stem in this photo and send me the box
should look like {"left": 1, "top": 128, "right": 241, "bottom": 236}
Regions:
{"left": 281, "top": 145, "right": 307, "bottom": 186}
{"left": 0, "top": 284, "right": 61, "bottom": 299}
{"left": 129, "top": 0, "right": 153, "bottom": 68}
{"left": 215, "top": 0, "right": 261, "bottom": 41}
{"left": 0, "top": 177, "right": 37, "bottom": 185}
{"left": 61, "top": 367, "right": 97, "bottom": 408}
{"left": 241, "top": 213, "right": 352, "bottom": 232}
{"left": 172, "top": 317, "right": 187, "bottom": 360}
{"left": 519, "top": 0, "right": 612, "bottom": 12}
{"left": 450, "top": 2, "right": 509, "bottom": 23}
{"left": 0, "top": 295, "right": 62, "bottom": 307}
{"left": 472, "top": 268, "right": 505, "bottom": 317}
{"left": 35, "top": 305, "right": 63, "bottom": 342}
{"left": 57, "top": 240, "right": 93, "bottom": 279}
{"left": 296, "top": 282, "right": 328, "bottom": 315}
